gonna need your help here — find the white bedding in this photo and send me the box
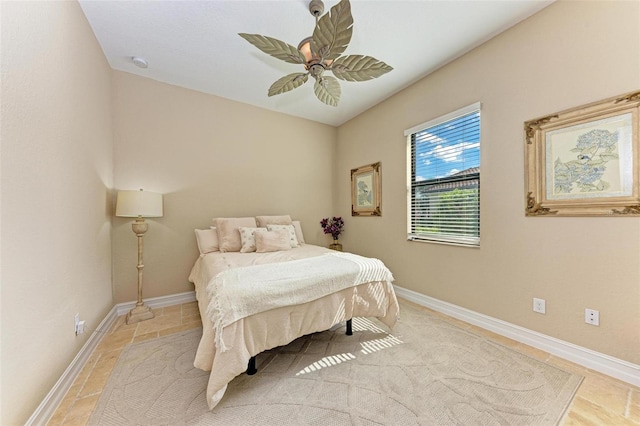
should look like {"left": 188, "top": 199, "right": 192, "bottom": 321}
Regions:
{"left": 188, "top": 244, "right": 399, "bottom": 409}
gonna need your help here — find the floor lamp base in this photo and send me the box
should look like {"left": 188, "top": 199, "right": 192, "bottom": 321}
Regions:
{"left": 125, "top": 304, "right": 154, "bottom": 325}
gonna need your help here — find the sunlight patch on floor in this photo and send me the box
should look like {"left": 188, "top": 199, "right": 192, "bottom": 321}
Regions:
{"left": 360, "top": 334, "right": 403, "bottom": 355}
{"left": 296, "top": 352, "right": 356, "bottom": 375}
{"left": 296, "top": 317, "right": 403, "bottom": 374}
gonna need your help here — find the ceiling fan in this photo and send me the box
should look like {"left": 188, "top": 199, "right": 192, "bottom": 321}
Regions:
{"left": 239, "top": 0, "right": 392, "bottom": 107}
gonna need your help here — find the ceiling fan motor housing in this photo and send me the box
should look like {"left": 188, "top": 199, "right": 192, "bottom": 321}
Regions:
{"left": 309, "top": 63, "right": 325, "bottom": 77}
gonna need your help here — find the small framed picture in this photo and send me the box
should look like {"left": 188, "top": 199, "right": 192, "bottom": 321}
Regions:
{"left": 525, "top": 90, "right": 640, "bottom": 216}
{"left": 351, "top": 162, "right": 381, "bottom": 216}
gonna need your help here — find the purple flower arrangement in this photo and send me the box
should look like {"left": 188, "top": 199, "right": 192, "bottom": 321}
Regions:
{"left": 320, "top": 216, "right": 344, "bottom": 240}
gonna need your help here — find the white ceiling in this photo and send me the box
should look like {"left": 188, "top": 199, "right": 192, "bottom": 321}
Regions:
{"left": 79, "top": 0, "right": 553, "bottom": 127}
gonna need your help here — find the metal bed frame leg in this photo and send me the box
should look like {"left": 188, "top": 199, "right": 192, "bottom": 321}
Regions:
{"left": 246, "top": 319, "right": 353, "bottom": 375}
{"left": 246, "top": 356, "right": 257, "bottom": 375}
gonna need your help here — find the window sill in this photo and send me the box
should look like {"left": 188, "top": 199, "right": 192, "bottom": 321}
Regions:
{"left": 407, "top": 236, "right": 480, "bottom": 249}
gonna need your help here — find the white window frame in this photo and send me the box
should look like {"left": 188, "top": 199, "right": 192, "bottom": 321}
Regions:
{"left": 405, "top": 102, "right": 481, "bottom": 247}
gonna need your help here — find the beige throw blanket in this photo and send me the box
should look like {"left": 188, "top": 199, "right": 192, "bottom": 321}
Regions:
{"left": 207, "top": 251, "right": 393, "bottom": 351}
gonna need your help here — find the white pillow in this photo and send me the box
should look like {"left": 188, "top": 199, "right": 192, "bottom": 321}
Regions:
{"left": 194, "top": 227, "right": 219, "bottom": 254}
{"left": 255, "top": 215, "right": 292, "bottom": 228}
{"left": 266, "top": 224, "right": 299, "bottom": 248}
{"left": 292, "top": 221, "right": 305, "bottom": 244}
{"left": 216, "top": 217, "right": 258, "bottom": 252}
{"left": 255, "top": 229, "right": 292, "bottom": 253}
{"left": 238, "top": 227, "right": 264, "bottom": 253}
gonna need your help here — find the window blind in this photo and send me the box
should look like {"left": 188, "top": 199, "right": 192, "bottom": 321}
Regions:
{"left": 406, "top": 104, "right": 481, "bottom": 246}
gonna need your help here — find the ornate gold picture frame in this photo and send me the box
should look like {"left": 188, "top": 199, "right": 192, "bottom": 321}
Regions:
{"left": 525, "top": 90, "right": 640, "bottom": 216}
{"left": 351, "top": 162, "right": 381, "bottom": 216}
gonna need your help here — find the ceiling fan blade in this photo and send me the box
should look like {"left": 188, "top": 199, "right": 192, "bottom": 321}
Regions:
{"left": 331, "top": 55, "right": 393, "bottom": 82}
{"left": 313, "top": 75, "right": 341, "bottom": 107}
{"left": 268, "top": 73, "right": 309, "bottom": 97}
{"left": 311, "top": 0, "right": 353, "bottom": 61}
{"left": 239, "top": 33, "right": 306, "bottom": 64}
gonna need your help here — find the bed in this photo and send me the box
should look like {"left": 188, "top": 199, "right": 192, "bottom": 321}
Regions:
{"left": 188, "top": 216, "right": 400, "bottom": 410}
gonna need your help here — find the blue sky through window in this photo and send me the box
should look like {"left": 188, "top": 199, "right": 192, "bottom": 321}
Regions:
{"left": 413, "top": 111, "right": 480, "bottom": 182}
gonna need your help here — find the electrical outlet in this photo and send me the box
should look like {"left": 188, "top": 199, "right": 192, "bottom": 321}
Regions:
{"left": 533, "top": 298, "right": 546, "bottom": 314}
{"left": 585, "top": 308, "right": 599, "bottom": 326}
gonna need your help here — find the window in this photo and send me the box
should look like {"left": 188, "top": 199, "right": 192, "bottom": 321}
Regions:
{"left": 405, "top": 103, "right": 481, "bottom": 246}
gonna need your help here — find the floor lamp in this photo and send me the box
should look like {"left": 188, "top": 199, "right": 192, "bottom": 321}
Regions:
{"left": 116, "top": 189, "right": 163, "bottom": 325}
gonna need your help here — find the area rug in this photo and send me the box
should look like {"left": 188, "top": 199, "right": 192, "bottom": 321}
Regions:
{"left": 88, "top": 302, "right": 582, "bottom": 425}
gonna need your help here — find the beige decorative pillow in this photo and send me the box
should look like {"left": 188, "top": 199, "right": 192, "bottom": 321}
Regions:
{"left": 255, "top": 215, "right": 293, "bottom": 228}
{"left": 292, "top": 221, "right": 305, "bottom": 244}
{"left": 216, "top": 217, "right": 258, "bottom": 252}
{"left": 255, "top": 229, "right": 292, "bottom": 253}
{"left": 266, "top": 224, "right": 299, "bottom": 247}
{"left": 238, "top": 227, "right": 264, "bottom": 253}
{"left": 194, "top": 227, "right": 219, "bottom": 254}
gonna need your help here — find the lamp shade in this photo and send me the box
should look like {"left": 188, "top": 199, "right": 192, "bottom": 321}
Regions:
{"left": 115, "top": 189, "right": 163, "bottom": 218}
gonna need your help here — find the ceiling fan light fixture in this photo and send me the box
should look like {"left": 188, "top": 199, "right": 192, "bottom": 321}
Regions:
{"left": 298, "top": 37, "right": 314, "bottom": 64}
{"left": 298, "top": 37, "right": 333, "bottom": 69}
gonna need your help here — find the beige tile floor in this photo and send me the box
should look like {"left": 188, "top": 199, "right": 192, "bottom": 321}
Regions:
{"left": 47, "top": 300, "right": 640, "bottom": 426}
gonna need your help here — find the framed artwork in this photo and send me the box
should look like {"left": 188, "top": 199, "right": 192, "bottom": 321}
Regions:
{"left": 351, "top": 162, "right": 381, "bottom": 216}
{"left": 525, "top": 90, "right": 640, "bottom": 216}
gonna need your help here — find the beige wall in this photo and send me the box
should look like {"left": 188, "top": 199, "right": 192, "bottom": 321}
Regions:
{"left": 336, "top": 0, "right": 640, "bottom": 364}
{"left": 111, "top": 72, "right": 336, "bottom": 303}
{"left": 0, "top": 1, "right": 114, "bottom": 424}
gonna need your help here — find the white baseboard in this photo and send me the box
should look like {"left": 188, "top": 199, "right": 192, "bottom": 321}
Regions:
{"left": 27, "top": 291, "right": 197, "bottom": 426}
{"left": 25, "top": 306, "right": 119, "bottom": 426}
{"left": 394, "top": 285, "right": 640, "bottom": 387}
{"left": 115, "top": 291, "right": 197, "bottom": 316}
